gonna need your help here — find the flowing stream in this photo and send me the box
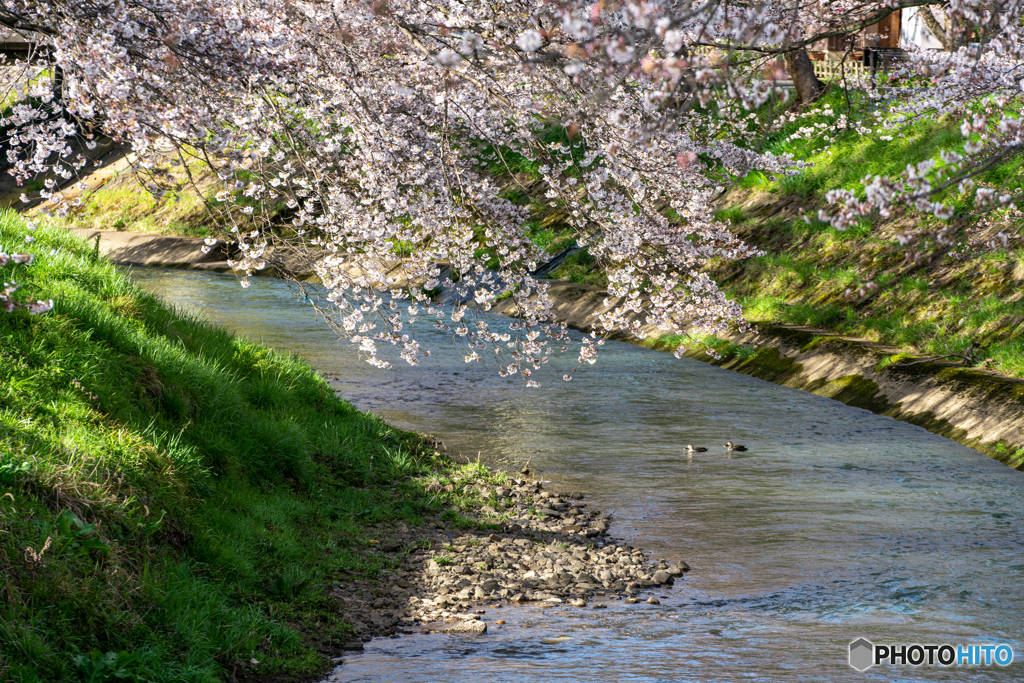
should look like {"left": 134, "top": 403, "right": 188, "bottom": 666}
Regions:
{"left": 131, "top": 267, "right": 1024, "bottom": 682}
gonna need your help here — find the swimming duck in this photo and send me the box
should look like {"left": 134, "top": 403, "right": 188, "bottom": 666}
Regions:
{"left": 686, "top": 445, "right": 708, "bottom": 453}
{"left": 725, "top": 442, "right": 748, "bottom": 452}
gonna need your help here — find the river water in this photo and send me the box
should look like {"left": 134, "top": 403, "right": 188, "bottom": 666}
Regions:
{"left": 131, "top": 268, "right": 1024, "bottom": 682}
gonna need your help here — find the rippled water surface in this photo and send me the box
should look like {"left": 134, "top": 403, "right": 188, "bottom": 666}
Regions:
{"left": 131, "top": 268, "right": 1024, "bottom": 681}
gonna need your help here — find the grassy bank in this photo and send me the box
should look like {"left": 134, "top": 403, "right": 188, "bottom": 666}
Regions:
{"left": 705, "top": 86, "right": 1024, "bottom": 377}
{"left": 0, "top": 211, "right": 501, "bottom": 683}
{"left": 707, "top": 194, "right": 1024, "bottom": 377}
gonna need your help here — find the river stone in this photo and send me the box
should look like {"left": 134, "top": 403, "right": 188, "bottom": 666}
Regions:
{"left": 576, "top": 573, "right": 598, "bottom": 585}
{"left": 431, "top": 620, "right": 488, "bottom": 635}
{"left": 474, "top": 586, "right": 486, "bottom": 599}
{"left": 480, "top": 579, "right": 500, "bottom": 592}
{"left": 653, "top": 570, "right": 673, "bottom": 585}
{"left": 426, "top": 559, "right": 441, "bottom": 575}
{"left": 536, "top": 507, "right": 562, "bottom": 518}
{"left": 570, "top": 598, "right": 587, "bottom": 607}
{"left": 509, "top": 593, "right": 527, "bottom": 603}
{"left": 647, "top": 597, "right": 661, "bottom": 605}
{"left": 598, "top": 570, "right": 614, "bottom": 583}
{"left": 451, "top": 565, "right": 470, "bottom": 575}
{"left": 623, "top": 598, "right": 640, "bottom": 604}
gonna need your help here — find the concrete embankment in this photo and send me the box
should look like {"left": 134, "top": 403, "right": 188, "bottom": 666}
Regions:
{"left": 68, "top": 227, "right": 237, "bottom": 271}
{"left": 80, "top": 226, "right": 1024, "bottom": 471}
{"left": 70, "top": 228, "right": 426, "bottom": 285}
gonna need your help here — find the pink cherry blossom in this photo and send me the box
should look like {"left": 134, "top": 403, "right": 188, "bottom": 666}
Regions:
{"left": 0, "top": 0, "right": 1019, "bottom": 382}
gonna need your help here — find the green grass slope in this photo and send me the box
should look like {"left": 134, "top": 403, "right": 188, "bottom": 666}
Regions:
{"left": 0, "top": 212, "right": 474, "bottom": 682}
{"left": 706, "top": 89, "right": 1024, "bottom": 377}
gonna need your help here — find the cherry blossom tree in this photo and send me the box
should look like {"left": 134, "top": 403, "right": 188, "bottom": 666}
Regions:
{"left": 0, "top": 0, "right": 1020, "bottom": 382}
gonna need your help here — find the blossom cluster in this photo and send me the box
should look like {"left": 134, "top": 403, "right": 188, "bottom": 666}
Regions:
{"left": 0, "top": 0, "right": 1020, "bottom": 382}
{"left": 0, "top": 248, "right": 53, "bottom": 314}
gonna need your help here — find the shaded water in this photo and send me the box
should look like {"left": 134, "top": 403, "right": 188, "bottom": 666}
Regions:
{"left": 131, "top": 268, "right": 1024, "bottom": 681}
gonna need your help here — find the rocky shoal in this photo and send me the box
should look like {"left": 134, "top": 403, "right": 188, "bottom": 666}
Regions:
{"left": 328, "top": 472, "right": 690, "bottom": 654}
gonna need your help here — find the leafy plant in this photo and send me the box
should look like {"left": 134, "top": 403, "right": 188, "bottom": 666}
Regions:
{"left": 72, "top": 650, "right": 150, "bottom": 683}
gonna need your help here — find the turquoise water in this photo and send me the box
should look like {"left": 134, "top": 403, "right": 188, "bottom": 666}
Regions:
{"left": 131, "top": 268, "right": 1024, "bottom": 682}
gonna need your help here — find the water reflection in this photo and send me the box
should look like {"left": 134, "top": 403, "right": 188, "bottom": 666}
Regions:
{"left": 130, "top": 268, "right": 1024, "bottom": 681}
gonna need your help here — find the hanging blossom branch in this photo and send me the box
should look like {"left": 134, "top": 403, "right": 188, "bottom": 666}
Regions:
{"left": 0, "top": 0, "right": 1020, "bottom": 383}
{"left": 0, "top": 249, "right": 53, "bottom": 314}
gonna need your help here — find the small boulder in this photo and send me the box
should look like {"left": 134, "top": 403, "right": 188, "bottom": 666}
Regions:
{"left": 652, "top": 570, "right": 673, "bottom": 585}
{"left": 434, "top": 620, "right": 488, "bottom": 634}
{"left": 667, "top": 561, "right": 691, "bottom": 576}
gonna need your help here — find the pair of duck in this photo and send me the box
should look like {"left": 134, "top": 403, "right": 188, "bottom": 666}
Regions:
{"left": 686, "top": 442, "right": 748, "bottom": 453}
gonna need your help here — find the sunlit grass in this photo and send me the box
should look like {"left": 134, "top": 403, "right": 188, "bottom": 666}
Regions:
{"left": 0, "top": 211, "right": 507, "bottom": 682}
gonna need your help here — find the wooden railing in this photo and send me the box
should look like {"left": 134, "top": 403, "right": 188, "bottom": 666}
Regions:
{"left": 688, "top": 45, "right": 898, "bottom": 83}
{"left": 812, "top": 60, "right": 870, "bottom": 81}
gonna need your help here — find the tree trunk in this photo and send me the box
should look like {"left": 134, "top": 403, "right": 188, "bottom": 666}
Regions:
{"left": 785, "top": 48, "right": 825, "bottom": 105}
{"left": 919, "top": 7, "right": 952, "bottom": 51}
{"left": 53, "top": 65, "right": 64, "bottom": 103}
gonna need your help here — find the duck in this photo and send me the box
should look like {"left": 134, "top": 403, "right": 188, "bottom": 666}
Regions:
{"left": 686, "top": 444, "right": 708, "bottom": 453}
{"left": 724, "top": 441, "right": 748, "bottom": 452}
